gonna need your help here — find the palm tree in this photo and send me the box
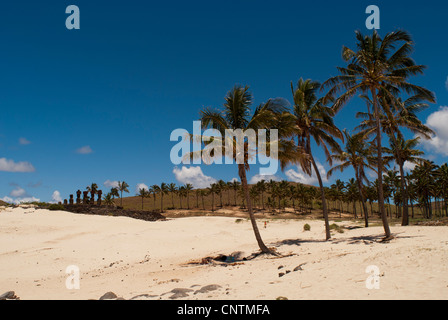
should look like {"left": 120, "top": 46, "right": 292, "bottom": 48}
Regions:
{"left": 357, "top": 92, "right": 434, "bottom": 225}
{"left": 117, "top": 181, "right": 129, "bottom": 207}
{"left": 200, "top": 189, "right": 208, "bottom": 210}
{"left": 195, "top": 85, "right": 294, "bottom": 254}
{"left": 383, "top": 137, "right": 427, "bottom": 224}
{"left": 149, "top": 185, "right": 158, "bottom": 210}
{"left": 177, "top": 185, "right": 186, "bottom": 209}
{"left": 110, "top": 187, "right": 119, "bottom": 201}
{"left": 86, "top": 183, "right": 99, "bottom": 204}
{"left": 216, "top": 180, "right": 227, "bottom": 208}
{"left": 229, "top": 180, "right": 240, "bottom": 206}
{"left": 323, "top": 30, "right": 436, "bottom": 239}
{"left": 256, "top": 180, "right": 267, "bottom": 210}
{"left": 167, "top": 183, "right": 178, "bottom": 209}
{"left": 102, "top": 192, "right": 114, "bottom": 207}
{"left": 137, "top": 188, "right": 148, "bottom": 210}
{"left": 287, "top": 78, "right": 343, "bottom": 240}
{"left": 159, "top": 183, "right": 169, "bottom": 212}
{"left": 184, "top": 183, "right": 194, "bottom": 210}
{"left": 435, "top": 164, "right": 448, "bottom": 217}
{"left": 207, "top": 183, "right": 220, "bottom": 212}
{"left": 328, "top": 130, "right": 375, "bottom": 227}
{"left": 411, "top": 161, "right": 438, "bottom": 219}
{"left": 86, "top": 183, "right": 99, "bottom": 194}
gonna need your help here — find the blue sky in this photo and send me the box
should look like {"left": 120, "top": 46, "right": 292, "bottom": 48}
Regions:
{"left": 1, "top": 0, "right": 447, "bottom": 203}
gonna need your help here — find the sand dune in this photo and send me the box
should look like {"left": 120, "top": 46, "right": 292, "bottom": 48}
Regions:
{"left": 0, "top": 207, "right": 447, "bottom": 300}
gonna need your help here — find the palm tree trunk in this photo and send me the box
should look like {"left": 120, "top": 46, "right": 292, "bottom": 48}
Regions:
{"left": 356, "top": 169, "right": 369, "bottom": 227}
{"left": 187, "top": 192, "right": 190, "bottom": 210}
{"left": 238, "top": 164, "right": 273, "bottom": 254}
{"left": 371, "top": 87, "right": 392, "bottom": 239}
{"left": 309, "top": 153, "right": 331, "bottom": 241}
{"left": 160, "top": 194, "right": 163, "bottom": 213}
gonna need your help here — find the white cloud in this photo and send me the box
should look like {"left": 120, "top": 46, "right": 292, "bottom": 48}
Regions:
{"left": 10, "top": 187, "right": 26, "bottom": 198}
{"left": 0, "top": 158, "right": 35, "bottom": 172}
{"left": 403, "top": 161, "right": 417, "bottom": 172}
{"left": 136, "top": 183, "right": 149, "bottom": 193}
{"left": 249, "top": 174, "right": 280, "bottom": 184}
{"left": 51, "top": 191, "right": 63, "bottom": 203}
{"left": 173, "top": 166, "right": 217, "bottom": 189}
{"left": 285, "top": 162, "right": 328, "bottom": 186}
{"left": 1, "top": 186, "right": 40, "bottom": 204}
{"left": 229, "top": 177, "right": 239, "bottom": 183}
{"left": 76, "top": 145, "right": 93, "bottom": 154}
{"left": 19, "top": 137, "right": 31, "bottom": 145}
{"left": 104, "top": 180, "right": 119, "bottom": 189}
{"left": 418, "top": 106, "right": 448, "bottom": 156}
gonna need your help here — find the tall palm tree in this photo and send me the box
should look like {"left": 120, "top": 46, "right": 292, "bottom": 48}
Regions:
{"left": 435, "top": 164, "right": 448, "bottom": 217}
{"left": 328, "top": 130, "right": 375, "bottom": 227}
{"left": 200, "top": 189, "right": 208, "bottom": 210}
{"left": 256, "top": 180, "right": 267, "bottom": 210}
{"left": 110, "top": 187, "right": 119, "bottom": 201}
{"left": 207, "top": 183, "right": 220, "bottom": 212}
{"left": 357, "top": 92, "right": 434, "bottom": 225}
{"left": 178, "top": 185, "right": 186, "bottom": 209}
{"left": 117, "top": 181, "right": 129, "bottom": 207}
{"left": 86, "top": 183, "right": 99, "bottom": 194}
{"left": 167, "top": 183, "right": 178, "bottom": 209}
{"left": 383, "top": 137, "right": 427, "bottom": 224}
{"left": 323, "top": 30, "right": 436, "bottom": 239}
{"left": 195, "top": 85, "right": 296, "bottom": 254}
{"left": 216, "top": 180, "right": 227, "bottom": 208}
{"left": 149, "top": 186, "right": 158, "bottom": 210}
{"left": 229, "top": 180, "right": 240, "bottom": 206}
{"left": 287, "top": 78, "right": 343, "bottom": 240}
{"left": 86, "top": 183, "right": 99, "bottom": 204}
{"left": 159, "top": 183, "right": 169, "bottom": 213}
{"left": 137, "top": 188, "right": 148, "bottom": 210}
{"left": 184, "top": 183, "right": 194, "bottom": 210}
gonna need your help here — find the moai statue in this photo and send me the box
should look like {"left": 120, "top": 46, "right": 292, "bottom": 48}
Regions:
{"left": 69, "top": 194, "right": 74, "bottom": 205}
{"left": 63, "top": 199, "right": 68, "bottom": 205}
{"left": 97, "top": 190, "right": 102, "bottom": 206}
{"left": 83, "top": 191, "right": 88, "bottom": 204}
{"left": 90, "top": 190, "right": 95, "bottom": 206}
{"left": 76, "top": 190, "right": 82, "bottom": 204}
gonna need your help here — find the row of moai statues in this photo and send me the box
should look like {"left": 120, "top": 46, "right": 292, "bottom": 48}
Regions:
{"left": 63, "top": 189, "right": 103, "bottom": 206}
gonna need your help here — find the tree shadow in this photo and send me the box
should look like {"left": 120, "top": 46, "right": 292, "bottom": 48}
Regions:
{"left": 271, "top": 238, "right": 327, "bottom": 247}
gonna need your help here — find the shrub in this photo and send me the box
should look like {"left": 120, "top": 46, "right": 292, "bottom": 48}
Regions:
{"left": 329, "top": 223, "right": 345, "bottom": 233}
{"left": 48, "top": 204, "right": 66, "bottom": 211}
{"left": 303, "top": 223, "right": 311, "bottom": 231}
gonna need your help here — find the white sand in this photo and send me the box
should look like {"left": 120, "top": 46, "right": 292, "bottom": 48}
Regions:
{"left": 0, "top": 207, "right": 447, "bottom": 300}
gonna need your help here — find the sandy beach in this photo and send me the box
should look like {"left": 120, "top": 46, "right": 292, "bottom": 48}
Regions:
{"left": 0, "top": 207, "right": 447, "bottom": 300}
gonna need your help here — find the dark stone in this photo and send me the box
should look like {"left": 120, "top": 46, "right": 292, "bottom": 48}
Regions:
{"left": 0, "top": 291, "right": 19, "bottom": 300}
{"left": 99, "top": 292, "right": 118, "bottom": 300}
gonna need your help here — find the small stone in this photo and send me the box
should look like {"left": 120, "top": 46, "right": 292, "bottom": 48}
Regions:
{"left": 99, "top": 292, "right": 118, "bottom": 300}
{"left": 278, "top": 272, "right": 285, "bottom": 278}
{"left": 0, "top": 291, "right": 18, "bottom": 300}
